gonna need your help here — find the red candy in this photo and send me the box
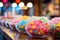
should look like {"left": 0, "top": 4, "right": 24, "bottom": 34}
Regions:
{"left": 25, "top": 20, "right": 50, "bottom": 36}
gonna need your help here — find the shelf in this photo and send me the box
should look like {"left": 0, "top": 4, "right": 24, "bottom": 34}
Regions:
{"left": 0, "top": 26, "right": 55, "bottom": 40}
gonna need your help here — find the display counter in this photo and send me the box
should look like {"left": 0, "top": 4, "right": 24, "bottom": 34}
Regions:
{"left": 0, "top": 26, "right": 54, "bottom": 40}
{"left": 0, "top": 28, "right": 12, "bottom": 40}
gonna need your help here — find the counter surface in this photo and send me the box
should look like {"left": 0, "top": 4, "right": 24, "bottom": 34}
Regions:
{"left": 0, "top": 26, "right": 54, "bottom": 40}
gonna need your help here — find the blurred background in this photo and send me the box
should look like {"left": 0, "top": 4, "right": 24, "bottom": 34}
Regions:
{"left": 0, "top": 0, "right": 59, "bottom": 18}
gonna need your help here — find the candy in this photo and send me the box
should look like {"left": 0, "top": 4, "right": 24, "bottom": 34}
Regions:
{"left": 32, "top": 26, "right": 36, "bottom": 29}
{"left": 16, "top": 20, "right": 30, "bottom": 33}
{"left": 56, "top": 23, "right": 60, "bottom": 27}
{"left": 9, "top": 18, "right": 21, "bottom": 29}
{"left": 21, "top": 16, "right": 30, "bottom": 20}
{"left": 49, "top": 17, "right": 60, "bottom": 37}
{"left": 39, "top": 17, "right": 49, "bottom": 23}
{"left": 25, "top": 20, "right": 50, "bottom": 38}
{"left": 49, "top": 17, "right": 60, "bottom": 25}
{"left": 29, "top": 30, "right": 33, "bottom": 33}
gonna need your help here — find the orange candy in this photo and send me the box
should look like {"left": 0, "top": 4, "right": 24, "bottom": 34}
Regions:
{"left": 39, "top": 30, "right": 45, "bottom": 35}
{"left": 21, "top": 16, "right": 30, "bottom": 20}
{"left": 29, "top": 30, "right": 33, "bottom": 33}
{"left": 32, "top": 26, "right": 36, "bottom": 29}
{"left": 30, "top": 22, "right": 34, "bottom": 24}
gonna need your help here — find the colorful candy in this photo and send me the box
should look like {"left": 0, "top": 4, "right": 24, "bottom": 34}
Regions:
{"left": 49, "top": 17, "right": 60, "bottom": 37}
{"left": 16, "top": 20, "right": 30, "bottom": 33}
{"left": 25, "top": 20, "right": 50, "bottom": 38}
{"left": 49, "top": 17, "right": 60, "bottom": 25}
{"left": 39, "top": 17, "right": 49, "bottom": 23}
{"left": 4, "top": 19, "right": 12, "bottom": 27}
{"left": 9, "top": 18, "right": 21, "bottom": 29}
{"left": 21, "top": 16, "right": 30, "bottom": 20}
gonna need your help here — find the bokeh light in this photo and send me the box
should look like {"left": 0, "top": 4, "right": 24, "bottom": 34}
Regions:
{"left": 0, "top": 2, "right": 3, "bottom": 7}
{"left": 19, "top": 2, "right": 25, "bottom": 8}
{"left": 2, "top": 0, "right": 8, "bottom": 4}
{"left": 15, "top": 0, "right": 21, "bottom": 4}
{"left": 12, "top": 3, "right": 17, "bottom": 8}
{"left": 27, "top": 2, "right": 33, "bottom": 8}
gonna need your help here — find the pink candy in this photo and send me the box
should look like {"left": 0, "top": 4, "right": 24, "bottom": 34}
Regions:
{"left": 10, "top": 19, "right": 21, "bottom": 25}
{"left": 49, "top": 17, "right": 60, "bottom": 25}
{"left": 25, "top": 20, "right": 49, "bottom": 36}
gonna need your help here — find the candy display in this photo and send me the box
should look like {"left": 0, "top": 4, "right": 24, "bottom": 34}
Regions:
{"left": 0, "top": 19, "right": 6, "bottom": 26}
{"left": 55, "top": 23, "right": 60, "bottom": 37}
{"left": 0, "top": 16, "right": 13, "bottom": 26}
{"left": 56, "top": 23, "right": 60, "bottom": 31}
{"left": 25, "top": 20, "right": 50, "bottom": 38}
{"left": 49, "top": 17, "right": 60, "bottom": 38}
{"left": 9, "top": 19, "right": 21, "bottom": 30}
{"left": 48, "top": 17, "right": 60, "bottom": 30}
{"left": 0, "top": 16, "right": 3, "bottom": 25}
{"left": 49, "top": 17, "right": 60, "bottom": 25}
{"left": 30, "top": 16, "right": 49, "bottom": 23}
{"left": 16, "top": 20, "right": 30, "bottom": 33}
{"left": 4, "top": 19, "right": 12, "bottom": 27}
{"left": 1, "top": 16, "right": 60, "bottom": 38}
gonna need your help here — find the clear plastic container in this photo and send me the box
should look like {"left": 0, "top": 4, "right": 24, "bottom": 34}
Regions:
{"left": 25, "top": 20, "right": 50, "bottom": 38}
{"left": 16, "top": 20, "right": 30, "bottom": 33}
{"left": 9, "top": 18, "right": 21, "bottom": 30}
{"left": 48, "top": 17, "right": 60, "bottom": 38}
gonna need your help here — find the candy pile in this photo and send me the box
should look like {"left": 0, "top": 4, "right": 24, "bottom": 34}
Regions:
{"left": 1, "top": 16, "right": 60, "bottom": 38}
{"left": 21, "top": 16, "right": 30, "bottom": 20}
{"left": 16, "top": 20, "right": 30, "bottom": 33}
{"left": 25, "top": 20, "right": 50, "bottom": 37}
{"left": 49, "top": 17, "right": 60, "bottom": 25}
{"left": 39, "top": 17, "right": 49, "bottom": 23}
{"left": 9, "top": 19, "right": 21, "bottom": 29}
{"left": 49, "top": 17, "right": 60, "bottom": 37}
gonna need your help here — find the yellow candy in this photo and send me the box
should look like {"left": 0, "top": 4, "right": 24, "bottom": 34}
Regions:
{"left": 39, "top": 30, "right": 45, "bottom": 35}
{"left": 56, "top": 23, "right": 60, "bottom": 27}
{"left": 21, "top": 16, "right": 29, "bottom": 20}
{"left": 32, "top": 26, "right": 35, "bottom": 29}
{"left": 19, "top": 26, "right": 24, "bottom": 28}
{"left": 30, "top": 22, "right": 34, "bottom": 24}
{"left": 29, "top": 30, "right": 32, "bottom": 33}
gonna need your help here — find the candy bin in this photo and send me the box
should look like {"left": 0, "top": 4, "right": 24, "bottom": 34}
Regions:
{"left": 9, "top": 19, "right": 21, "bottom": 31}
{"left": 25, "top": 20, "right": 50, "bottom": 38}
{"left": 55, "top": 23, "right": 60, "bottom": 38}
{"left": 48, "top": 17, "right": 60, "bottom": 38}
{"left": 16, "top": 20, "right": 30, "bottom": 33}
{"left": 30, "top": 16, "right": 49, "bottom": 23}
{"left": 4, "top": 19, "right": 12, "bottom": 28}
{"left": 0, "top": 16, "right": 3, "bottom": 25}
{"left": 1, "top": 19, "right": 6, "bottom": 26}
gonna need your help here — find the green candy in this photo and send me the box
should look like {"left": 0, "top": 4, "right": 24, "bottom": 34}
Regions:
{"left": 39, "top": 17, "right": 49, "bottom": 23}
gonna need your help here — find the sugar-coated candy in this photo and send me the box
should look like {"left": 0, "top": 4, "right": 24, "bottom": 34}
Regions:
{"left": 49, "top": 17, "right": 60, "bottom": 25}
{"left": 16, "top": 20, "right": 30, "bottom": 33}
{"left": 25, "top": 20, "right": 50, "bottom": 38}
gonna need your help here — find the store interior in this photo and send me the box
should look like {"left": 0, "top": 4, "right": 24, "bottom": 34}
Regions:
{"left": 0, "top": 0, "right": 59, "bottom": 40}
